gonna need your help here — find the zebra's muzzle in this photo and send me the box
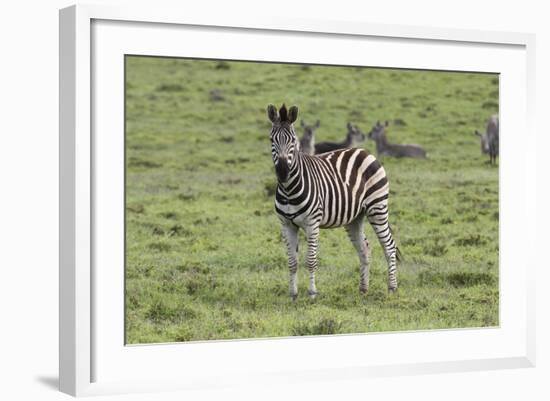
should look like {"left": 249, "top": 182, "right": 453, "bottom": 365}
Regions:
{"left": 275, "top": 158, "right": 290, "bottom": 182}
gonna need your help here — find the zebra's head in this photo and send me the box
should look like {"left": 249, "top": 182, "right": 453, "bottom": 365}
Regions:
{"left": 267, "top": 104, "right": 299, "bottom": 182}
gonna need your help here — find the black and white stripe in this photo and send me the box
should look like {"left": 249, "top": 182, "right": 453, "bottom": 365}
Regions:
{"left": 268, "top": 104, "right": 398, "bottom": 300}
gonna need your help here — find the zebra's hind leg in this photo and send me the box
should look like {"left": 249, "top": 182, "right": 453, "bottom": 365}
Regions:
{"left": 305, "top": 223, "right": 320, "bottom": 300}
{"left": 345, "top": 216, "right": 370, "bottom": 294}
{"left": 282, "top": 221, "right": 299, "bottom": 301}
{"left": 367, "top": 204, "right": 398, "bottom": 292}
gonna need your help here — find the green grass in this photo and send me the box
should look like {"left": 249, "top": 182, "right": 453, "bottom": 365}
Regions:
{"left": 125, "top": 56, "right": 499, "bottom": 344}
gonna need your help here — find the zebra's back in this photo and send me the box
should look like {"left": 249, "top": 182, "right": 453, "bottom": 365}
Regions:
{"left": 312, "top": 148, "right": 389, "bottom": 228}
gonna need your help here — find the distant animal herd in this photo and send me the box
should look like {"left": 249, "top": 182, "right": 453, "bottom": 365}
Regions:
{"left": 299, "top": 114, "right": 499, "bottom": 164}
{"left": 267, "top": 104, "right": 499, "bottom": 301}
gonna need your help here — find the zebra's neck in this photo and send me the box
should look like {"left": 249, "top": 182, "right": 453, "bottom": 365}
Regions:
{"left": 278, "top": 149, "right": 304, "bottom": 195}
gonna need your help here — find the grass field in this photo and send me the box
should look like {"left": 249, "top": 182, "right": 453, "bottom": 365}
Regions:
{"left": 125, "top": 56, "right": 499, "bottom": 344}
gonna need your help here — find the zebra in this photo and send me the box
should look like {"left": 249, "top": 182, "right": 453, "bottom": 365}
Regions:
{"left": 299, "top": 120, "right": 319, "bottom": 156}
{"left": 314, "top": 122, "right": 366, "bottom": 155}
{"left": 268, "top": 104, "right": 399, "bottom": 301}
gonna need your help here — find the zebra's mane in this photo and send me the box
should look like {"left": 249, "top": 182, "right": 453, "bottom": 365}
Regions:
{"left": 279, "top": 104, "right": 289, "bottom": 122}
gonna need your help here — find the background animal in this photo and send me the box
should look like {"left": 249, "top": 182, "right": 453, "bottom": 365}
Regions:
{"left": 299, "top": 120, "right": 319, "bottom": 155}
{"left": 368, "top": 121, "right": 426, "bottom": 159}
{"left": 268, "top": 104, "right": 399, "bottom": 301}
{"left": 314, "top": 122, "right": 365, "bottom": 154}
{"left": 475, "top": 114, "right": 499, "bottom": 164}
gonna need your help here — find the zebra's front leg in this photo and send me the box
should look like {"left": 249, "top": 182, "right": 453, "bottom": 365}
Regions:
{"left": 305, "top": 224, "right": 320, "bottom": 300}
{"left": 282, "top": 222, "right": 299, "bottom": 301}
{"left": 345, "top": 217, "right": 370, "bottom": 294}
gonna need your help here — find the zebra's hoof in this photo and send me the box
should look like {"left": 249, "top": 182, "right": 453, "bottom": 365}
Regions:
{"left": 359, "top": 287, "right": 369, "bottom": 295}
{"left": 290, "top": 293, "right": 298, "bottom": 302}
{"left": 308, "top": 290, "right": 318, "bottom": 301}
{"left": 388, "top": 287, "right": 398, "bottom": 295}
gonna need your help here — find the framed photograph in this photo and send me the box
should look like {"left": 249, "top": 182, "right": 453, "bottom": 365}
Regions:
{"left": 59, "top": 4, "right": 536, "bottom": 397}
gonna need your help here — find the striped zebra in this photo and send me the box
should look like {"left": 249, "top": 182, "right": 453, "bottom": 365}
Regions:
{"left": 268, "top": 104, "right": 399, "bottom": 301}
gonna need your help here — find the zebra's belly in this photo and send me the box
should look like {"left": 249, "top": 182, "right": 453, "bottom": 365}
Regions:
{"left": 277, "top": 192, "right": 367, "bottom": 229}
{"left": 276, "top": 210, "right": 316, "bottom": 230}
{"left": 275, "top": 201, "right": 322, "bottom": 229}
{"left": 290, "top": 213, "right": 312, "bottom": 229}
{"left": 319, "top": 206, "right": 365, "bottom": 229}
{"left": 275, "top": 203, "right": 307, "bottom": 226}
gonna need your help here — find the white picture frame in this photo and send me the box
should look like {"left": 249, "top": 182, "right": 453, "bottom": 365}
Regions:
{"left": 59, "top": 4, "right": 536, "bottom": 397}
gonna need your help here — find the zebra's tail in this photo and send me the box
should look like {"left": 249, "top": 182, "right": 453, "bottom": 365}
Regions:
{"left": 395, "top": 246, "right": 403, "bottom": 262}
{"left": 388, "top": 222, "right": 402, "bottom": 262}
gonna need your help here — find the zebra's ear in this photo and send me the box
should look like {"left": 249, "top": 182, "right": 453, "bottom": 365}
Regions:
{"left": 267, "top": 104, "right": 278, "bottom": 123}
{"left": 315, "top": 120, "right": 320, "bottom": 128}
{"left": 288, "top": 106, "right": 298, "bottom": 124}
{"left": 347, "top": 122, "right": 352, "bottom": 130}
{"left": 385, "top": 120, "right": 389, "bottom": 127}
